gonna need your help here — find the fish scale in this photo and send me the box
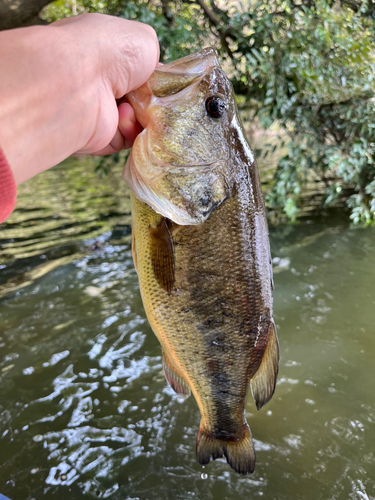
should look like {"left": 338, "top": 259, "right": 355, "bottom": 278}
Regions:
{"left": 125, "top": 48, "right": 279, "bottom": 475}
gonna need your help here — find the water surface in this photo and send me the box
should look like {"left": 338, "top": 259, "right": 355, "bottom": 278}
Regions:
{"left": 0, "top": 159, "right": 374, "bottom": 500}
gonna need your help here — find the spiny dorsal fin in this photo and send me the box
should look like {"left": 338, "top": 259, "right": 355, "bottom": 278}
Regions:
{"left": 149, "top": 218, "right": 175, "bottom": 293}
{"left": 162, "top": 350, "right": 191, "bottom": 398}
{"left": 131, "top": 227, "right": 138, "bottom": 274}
{"left": 250, "top": 320, "right": 279, "bottom": 410}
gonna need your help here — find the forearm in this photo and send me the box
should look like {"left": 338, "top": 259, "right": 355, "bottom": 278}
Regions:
{"left": 0, "top": 25, "right": 99, "bottom": 185}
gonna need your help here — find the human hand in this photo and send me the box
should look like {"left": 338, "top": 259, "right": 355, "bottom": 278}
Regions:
{"left": 0, "top": 13, "right": 159, "bottom": 184}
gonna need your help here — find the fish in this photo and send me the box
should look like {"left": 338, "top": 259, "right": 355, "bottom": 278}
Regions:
{"left": 123, "top": 48, "right": 279, "bottom": 475}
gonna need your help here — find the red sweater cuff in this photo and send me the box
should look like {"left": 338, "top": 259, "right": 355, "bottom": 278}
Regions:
{"left": 0, "top": 146, "right": 17, "bottom": 224}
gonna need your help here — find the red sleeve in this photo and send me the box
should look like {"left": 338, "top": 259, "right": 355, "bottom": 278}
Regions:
{"left": 0, "top": 146, "right": 17, "bottom": 224}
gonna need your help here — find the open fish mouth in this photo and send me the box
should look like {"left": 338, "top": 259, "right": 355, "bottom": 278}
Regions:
{"left": 148, "top": 48, "right": 221, "bottom": 97}
{"left": 123, "top": 48, "right": 235, "bottom": 225}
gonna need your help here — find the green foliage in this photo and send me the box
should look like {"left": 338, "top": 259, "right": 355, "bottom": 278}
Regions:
{"left": 42, "top": 0, "right": 208, "bottom": 61}
{"left": 224, "top": 0, "right": 375, "bottom": 223}
{"left": 42, "top": 0, "right": 375, "bottom": 224}
{"left": 120, "top": 2, "right": 206, "bottom": 61}
{"left": 94, "top": 150, "right": 129, "bottom": 178}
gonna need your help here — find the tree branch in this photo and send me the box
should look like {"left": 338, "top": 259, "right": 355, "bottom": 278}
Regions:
{"left": 194, "top": 0, "right": 220, "bottom": 27}
{"left": 182, "top": 0, "right": 235, "bottom": 60}
{"left": 0, "top": 0, "right": 51, "bottom": 30}
{"left": 161, "top": 0, "right": 175, "bottom": 28}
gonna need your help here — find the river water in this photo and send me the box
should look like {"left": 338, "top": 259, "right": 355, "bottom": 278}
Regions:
{"left": 0, "top": 158, "right": 374, "bottom": 500}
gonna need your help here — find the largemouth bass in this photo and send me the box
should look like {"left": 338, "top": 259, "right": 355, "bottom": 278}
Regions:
{"left": 123, "top": 48, "right": 279, "bottom": 475}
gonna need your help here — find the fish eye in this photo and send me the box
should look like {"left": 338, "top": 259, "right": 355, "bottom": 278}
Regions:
{"left": 205, "top": 96, "right": 225, "bottom": 119}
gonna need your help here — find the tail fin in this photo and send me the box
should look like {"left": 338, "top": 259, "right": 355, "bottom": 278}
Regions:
{"left": 196, "top": 424, "right": 255, "bottom": 475}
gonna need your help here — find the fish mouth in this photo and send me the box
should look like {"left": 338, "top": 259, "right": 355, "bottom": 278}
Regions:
{"left": 126, "top": 48, "right": 222, "bottom": 126}
{"left": 148, "top": 48, "right": 220, "bottom": 99}
{"left": 155, "top": 47, "right": 220, "bottom": 78}
{"left": 124, "top": 47, "right": 229, "bottom": 225}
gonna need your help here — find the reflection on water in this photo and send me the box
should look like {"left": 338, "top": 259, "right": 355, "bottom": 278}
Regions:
{"left": 0, "top": 157, "right": 131, "bottom": 265}
{"left": 0, "top": 159, "right": 375, "bottom": 500}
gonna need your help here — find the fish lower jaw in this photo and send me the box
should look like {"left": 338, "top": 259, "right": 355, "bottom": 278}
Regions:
{"left": 127, "top": 180, "right": 212, "bottom": 225}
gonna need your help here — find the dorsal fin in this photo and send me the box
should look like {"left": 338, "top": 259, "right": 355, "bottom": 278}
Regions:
{"left": 162, "top": 350, "right": 191, "bottom": 398}
{"left": 250, "top": 320, "right": 279, "bottom": 410}
{"left": 149, "top": 218, "right": 175, "bottom": 293}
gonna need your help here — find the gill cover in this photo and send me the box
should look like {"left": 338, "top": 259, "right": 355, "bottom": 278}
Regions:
{"left": 123, "top": 48, "right": 237, "bottom": 225}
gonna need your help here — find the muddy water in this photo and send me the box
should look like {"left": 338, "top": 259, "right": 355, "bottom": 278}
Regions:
{"left": 0, "top": 159, "right": 374, "bottom": 500}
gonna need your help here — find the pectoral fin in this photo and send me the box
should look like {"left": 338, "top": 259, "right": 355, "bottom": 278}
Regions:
{"left": 250, "top": 320, "right": 279, "bottom": 410}
{"left": 131, "top": 227, "right": 138, "bottom": 274}
{"left": 162, "top": 350, "right": 191, "bottom": 398}
{"left": 149, "top": 218, "right": 175, "bottom": 293}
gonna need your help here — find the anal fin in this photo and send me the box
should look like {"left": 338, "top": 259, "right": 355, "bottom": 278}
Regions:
{"left": 162, "top": 350, "right": 191, "bottom": 398}
{"left": 250, "top": 320, "right": 279, "bottom": 410}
